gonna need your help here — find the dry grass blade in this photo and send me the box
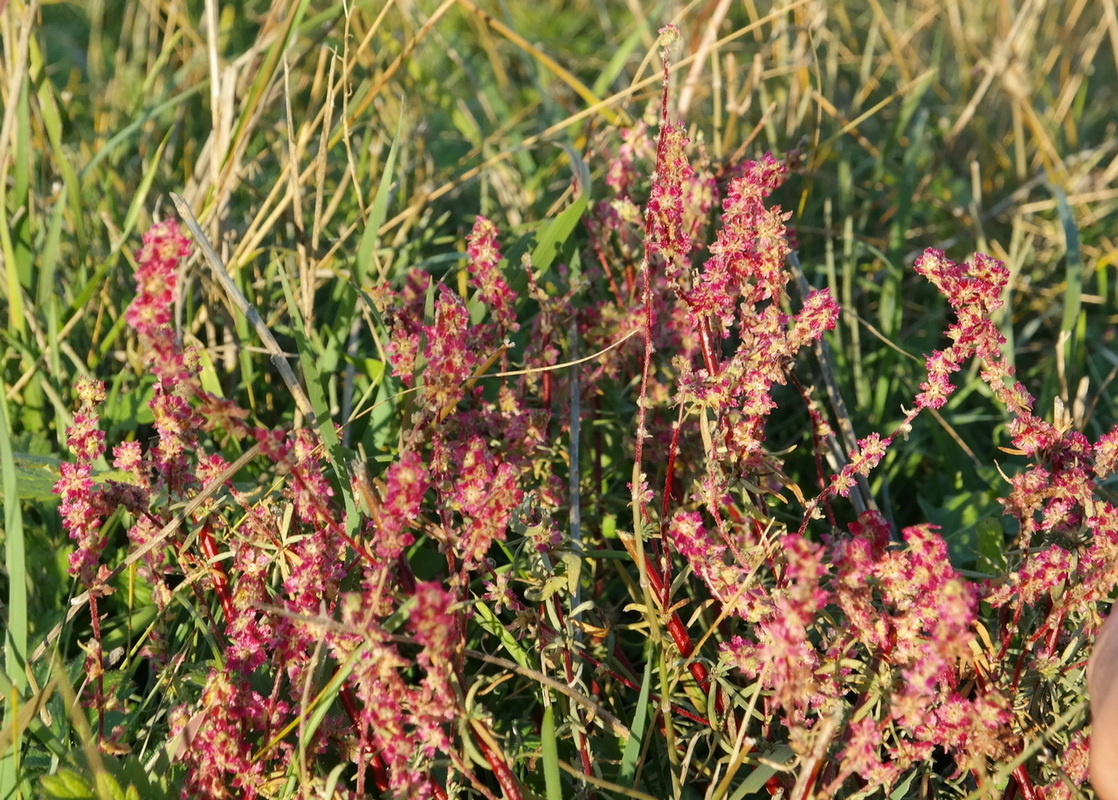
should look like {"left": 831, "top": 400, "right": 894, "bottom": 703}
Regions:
{"left": 171, "top": 193, "right": 317, "bottom": 423}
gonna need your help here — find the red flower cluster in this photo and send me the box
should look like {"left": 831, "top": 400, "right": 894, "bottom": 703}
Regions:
{"left": 55, "top": 377, "right": 109, "bottom": 582}
{"left": 51, "top": 30, "right": 1115, "bottom": 796}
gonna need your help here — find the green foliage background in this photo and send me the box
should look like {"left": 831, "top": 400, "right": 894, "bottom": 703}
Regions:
{"left": 1, "top": 0, "right": 1115, "bottom": 796}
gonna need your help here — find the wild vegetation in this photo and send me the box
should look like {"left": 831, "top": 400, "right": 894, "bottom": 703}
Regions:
{"left": 2, "top": 1, "right": 1117, "bottom": 798}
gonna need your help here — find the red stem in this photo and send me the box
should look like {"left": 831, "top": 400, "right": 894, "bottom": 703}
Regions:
{"left": 640, "top": 558, "right": 728, "bottom": 719}
{"left": 578, "top": 649, "right": 711, "bottom": 725}
{"left": 660, "top": 417, "right": 684, "bottom": 604}
{"left": 696, "top": 316, "right": 721, "bottom": 376}
{"left": 546, "top": 597, "right": 596, "bottom": 779}
{"left": 473, "top": 725, "right": 524, "bottom": 800}
{"left": 88, "top": 593, "right": 106, "bottom": 740}
{"left": 1010, "top": 763, "right": 1038, "bottom": 800}
{"left": 339, "top": 685, "right": 389, "bottom": 793}
{"left": 198, "top": 519, "right": 235, "bottom": 621}
{"left": 786, "top": 370, "right": 839, "bottom": 528}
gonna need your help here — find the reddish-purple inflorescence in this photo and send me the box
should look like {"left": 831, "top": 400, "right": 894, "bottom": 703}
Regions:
{"left": 126, "top": 219, "right": 193, "bottom": 383}
{"left": 423, "top": 285, "right": 477, "bottom": 413}
{"left": 467, "top": 215, "right": 518, "bottom": 332}
{"left": 369, "top": 448, "right": 428, "bottom": 561}
{"left": 645, "top": 119, "right": 694, "bottom": 278}
{"left": 51, "top": 38, "right": 1116, "bottom": 793}
{"left": 687, "top": 154, "right": 793, "bottom": 329}
{"left": 448, "top": 436, "right": 524, "bottom": 570}
{"left": 168, "top": 669, "right": 271, "bottom": 799}
{"left": 55, "top": 377, "right": 110, "bottom": 583}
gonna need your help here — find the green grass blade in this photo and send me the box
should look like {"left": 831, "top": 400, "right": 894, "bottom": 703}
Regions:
{"left": 121, "top": 131, "right": 173, "bottom": 238}
{"left": 592, "top": 23, "right": 649, "bottom": 97}
{"left": 1050, "top": 181, "right": 1084, "bottom": 371}
{"left": 350, "top": 111, "right": 401, "bottom": 311}
{"left": 78, "top": 83, "right": 206, "bottom": 181}
{"left": 618, "top": 650, "right": 652, "bottom": 783}
{"left": 38, "top": 187, "right": 68, "bottom": 312}
{"left": 0, "top": 368, "right": 29, "bottom": 797}
{"left": 0, "top": 75, "right": 30, "bottom": 339}
{"left": 29, "top": 35, "right": 86, "bottom": 250}
{"left": 541, "top": 703, "right": 562, "bottom": 800}
{"left": 294, "top": 642, "right": 366, "bottom": 777}
{"left": 226, "top": 0, "right": 313, "bottom": 169}
{"left": 1, "top": 384, "right": 28, "bottom": 689}
{"left": 473, "top": 601, "right": 529, "bottom": 669}
{"left": 529, "top": 187, "right": 589, "bottom": 277}
{"left": 729, "top": 744, "right": 795, "bottom": 800}
{"left": 362, "top": 114, "right": 404, "bottom": 273}
{"left": 276, "top": 262, "right": 361, "bottom": 540}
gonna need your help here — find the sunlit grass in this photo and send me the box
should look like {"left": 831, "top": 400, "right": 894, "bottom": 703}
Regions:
{"left": 2, "top": 0, "right": 1115, "bottom": 797}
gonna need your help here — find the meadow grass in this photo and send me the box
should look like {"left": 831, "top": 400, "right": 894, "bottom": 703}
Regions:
{"left": 1, "top": 0, "right": 1116, "bottom": 798}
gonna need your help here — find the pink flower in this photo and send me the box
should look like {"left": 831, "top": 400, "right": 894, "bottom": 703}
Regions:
{"left": 605, "top": 122, "right": 654, "bottom": 196}
{"left": 688, "top": 155, "right": 791, "bottom": 330}
{"left": 829, "top": 717, "right": 901, "bottom": 793}
{"left": 449, "top": 437, "right": 523, "bottom": 569}
{"left": 912, "top": 249, "right": 1012, "bottom": 411}
{"left": 407, "top": 582, "right": 457, "bottom": 756}
{"left": 382, "top": 270, "right": 432, "bottom": 386}
{"left": 721, "top": 534, "right": 833, "bottom": 720}
{"left": 54, "top": 377, "right": 111, "bottom": 582}
{"left": 169, "top": 669, "right": 269, "bottom": 799}
{"left": 467, "top": 216, "right": 517, "bottom": 331}
{"left": 125, "top": 219, "right": 193, "bottom": 384}
{"left": 646, "top": 120, "right": 693, "bottom": 275}
{"left": 669, "top": 509, "right": 763, "bottom": 621}
{"left": 830, "top": 432, "right": 890, "bottom": 497}
{"left": 1046, "top": 730, "right": 1090, "bottom": 800}
{"left": 422, "top": 285, "right": 476, "bottom": 412}
{"left": 1095, "top": 428, "right": 1118, "bottom": 479}
{"left": 370, "top": 449, "right": 428, "bottom": 561}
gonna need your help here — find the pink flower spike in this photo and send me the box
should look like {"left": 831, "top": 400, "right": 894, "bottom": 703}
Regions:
{"left": 688, "top": 155, "right": 791, "bottom": 328}
{"left": 370, "top": 450, "right": 429, "bottom": 561}
{"left": 1095, "top": 427, "right": 1118, "bottom": 479}
{"left": 646, "top": 121, "right": 694, "bottom": 276}
{"left": 54, "top": 377, "right": 111, "bottom": 583}
{"left": 913, "top": 248, "right": 1009, "bottom": 316}
{"left": 830, "top": 433, "right": 890, "bottom": 497}
{"left": 467, "top": 216, "right": 517, "bottom": 331}
{"left": 422, "top": 285, "right": 476, "bottom": 412}
{"left": 125, "top": 218, "right": 193, "bottom": 383}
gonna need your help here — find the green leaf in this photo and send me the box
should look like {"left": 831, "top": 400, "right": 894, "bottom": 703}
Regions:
{"left": 976, "top": 517, "right": 1008, "bottom": 574}
{"left": 39, "top": 769, "right": 97, "bottom": 800}
{"left": 3, "top": 451, "right": 61, "bottom": 502}
{"left": 1, "top": 375, "right": 29, "bottom": 800}
{"left": 276, "top": 261, "right": 361, "bottom": 542}
{"left": 0, "top": 452, "right": 137, "bottom": 503}
{"left": 1050, "top": 180, "right": 1084, "bottom": 371}
{"left": 93, "top": 771, "right": 127, "bottom": 800}
{"left": 474, "top": 600, "right": 529, "bottom": 669}
{"left": 541, "top": 704, "right": 562, "bottom": 800}
{"left": 528, "top": 176, "right": 589, "bottom": 276}
{"left": 889, "top": 768, "right": 919, "bottom": 799}
{"left": 729, "top": 744, "right": 794, "bottom": 800}
{"left": 619, "top": 648, "right": 652, "bottom": 783}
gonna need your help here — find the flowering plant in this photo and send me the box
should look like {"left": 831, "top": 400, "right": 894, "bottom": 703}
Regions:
{"left": 45, "top": 23, "right": 1114, "bottom": 800}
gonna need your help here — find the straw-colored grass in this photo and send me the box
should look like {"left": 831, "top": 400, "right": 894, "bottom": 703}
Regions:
{"left": 2, "top": 0, "right": 1115, "bottom": 797}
